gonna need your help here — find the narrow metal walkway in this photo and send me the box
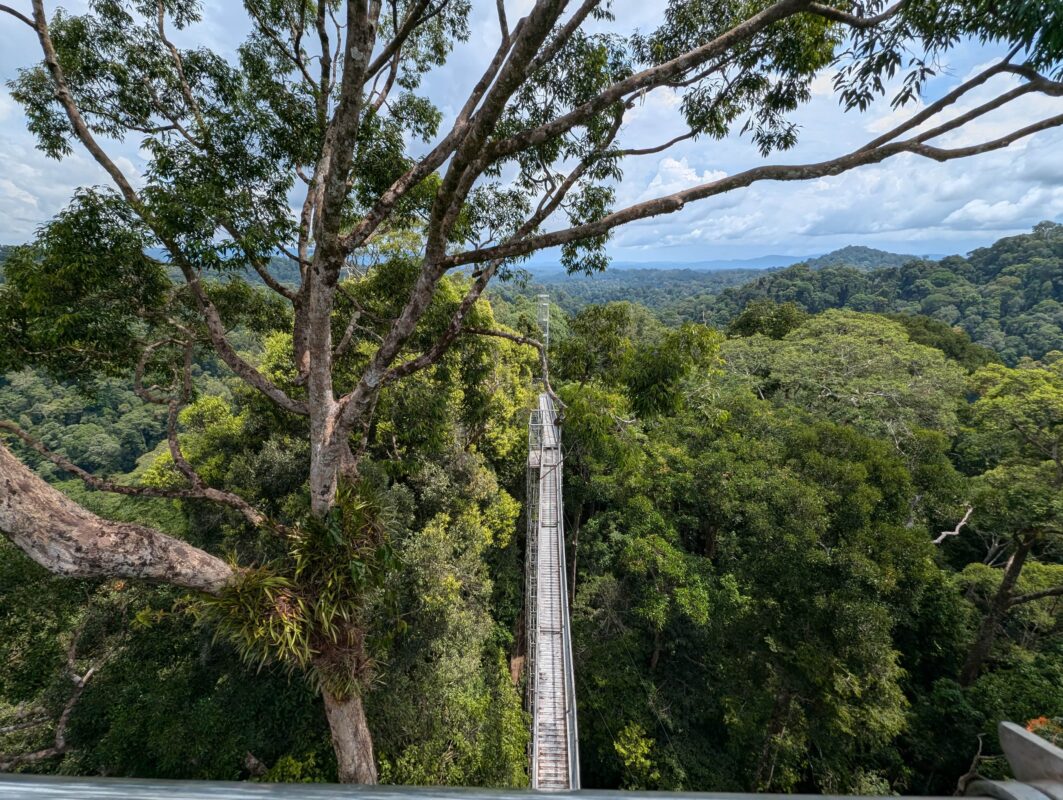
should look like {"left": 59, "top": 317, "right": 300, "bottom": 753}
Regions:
{"left": 526, "top": 392, "right": 580, "bottom": 790}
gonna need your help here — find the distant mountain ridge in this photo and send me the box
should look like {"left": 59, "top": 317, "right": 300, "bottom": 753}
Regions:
{"left": 0, "top": 242, "right": 931, "bottom": 280}
{"left": 526, "top": 245, "right": 924, "bottom": 274}
{"left": 803, "top": 245, "right": 919, "bottom": 271}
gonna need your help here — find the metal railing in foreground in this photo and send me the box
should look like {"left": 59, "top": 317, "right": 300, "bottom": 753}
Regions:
{"left": 0, "top": 722, "right": 1059, "bottom": 798}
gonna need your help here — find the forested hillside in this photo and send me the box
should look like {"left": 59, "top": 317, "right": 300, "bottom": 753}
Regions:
{"left": 803, "top": 245, "right": 918, "bottom": 271}
{"left": 4, "top": 268, "right": 1060, "bottom": 790}
{"left": 548, "top": 303, "right": 1063, "bottom": 793}
{"left": 669, "top": 222, "right": 1063, "bottom": 364}
{"left": 488, "top": 242, "right": 920, "bottom": 315}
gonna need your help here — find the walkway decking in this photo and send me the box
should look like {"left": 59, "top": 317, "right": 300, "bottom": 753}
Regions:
{"left": 526, "top": 393, "right": 580, "bottom": 791}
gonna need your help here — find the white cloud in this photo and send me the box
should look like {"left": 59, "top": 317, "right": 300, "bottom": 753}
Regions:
{"left": 0, "top": 178, "right": 38, "bottom": 208}
{"left": 638, "top": 157, "right": 728, "bottom": 201}
{"left": 0, "top": 91, "right": 15, "bottom": 123}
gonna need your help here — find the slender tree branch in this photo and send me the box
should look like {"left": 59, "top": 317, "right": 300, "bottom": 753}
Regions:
{"left": 484, "top": 0, "right": 810, "bottom": 162}
{"left": 496, "top": 0, "right": 509, "bottom": 43}
{"left": 0, "top": 719, "right": 48, "bottom": 736}
{"left": 807, "top": 0, "right": 907, "bottom": 29}
{"left": 860, "top": 61, "right": 1058, "bottom": 152}
{"left": 0, "top": 629, "right": 107, "bottom": 771}
{"left": 246, "top": 2, "right": 318, "bottom": 91}
{"left": 0, "top": 3, "right": 34, "bottom": 29}
{"left": 155, "top": 1, "right": 206, "bottom": 132}
{"left": 1008, "top": 585, "right": 1063, "bottom": 608}
{"left": 0, "top": 421, "right": 274, "bottom": 531}
{"left": 463, "top": 327, "right": 563, "bottom": 408}
{"left": 615, "top": 130, "right": 697, "bottom": 158}
{"left": 364, "top": 0, "right": 434, "bottom": 80}
{"left": 442, "top": 111, "right": 1063, "bottom": 270}
{"left": 934, "top": 505, "right": 973, "bottom": 545}
{"left": 217, "top": 218, "right": 298, "bottom": 301}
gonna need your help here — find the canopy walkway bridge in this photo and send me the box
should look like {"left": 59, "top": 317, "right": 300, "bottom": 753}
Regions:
{"left": 525, "top": 391, "right": 580, "bottom": 790}
{"left": 523, "top": 294, "right": 580, "bottom": 790}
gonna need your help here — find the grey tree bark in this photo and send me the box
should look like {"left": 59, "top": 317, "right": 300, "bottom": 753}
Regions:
{"left": 0, "top": 442, "right": 233, "bottom": 594}
{"left": 323, "top": 690, "right": 378, "bottom": 784}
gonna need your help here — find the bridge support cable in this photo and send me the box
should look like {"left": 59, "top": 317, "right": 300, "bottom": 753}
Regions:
{"left": 526, "top": 391, "right": 580, "bottom": 790}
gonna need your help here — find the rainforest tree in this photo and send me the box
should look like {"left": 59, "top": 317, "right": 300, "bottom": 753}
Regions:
{"left": 2, "top": 0, "right": 1063, "bottom": 783}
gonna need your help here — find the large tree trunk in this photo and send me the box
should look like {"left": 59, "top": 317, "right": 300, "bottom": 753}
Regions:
{"left": 959, "top": 536, "right": 1034, "bottom": 686}
{"left": 323, "top": 689, "right": 378, "bottom": 784}
{"left": 0, "top": 443, "right": 233, "bottom": 593}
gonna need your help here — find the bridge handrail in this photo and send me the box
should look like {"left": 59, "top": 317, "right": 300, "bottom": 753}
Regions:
{"left": 543, "top": 394, "right": 581, "bottom": 790}
{"left": 526, "top": 409, "right": 542, "bottom": 787}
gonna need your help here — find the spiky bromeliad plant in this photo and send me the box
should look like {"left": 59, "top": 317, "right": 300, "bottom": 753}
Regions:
{"left": 199, "top": 482, "right": 403, "bottom": 700}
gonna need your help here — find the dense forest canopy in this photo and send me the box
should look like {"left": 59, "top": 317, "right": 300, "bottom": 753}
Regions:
{"left": 803, "top": 245, "right": 918, "bottom": 271}
{"left": 1, "top": 0, "right": 1063, "bottom": 791}
{"left": 671, "top": 222, "right": 1063, "bottom": 364}
{"left": 3, "top": 222, "right": 1062, "bottom": 792}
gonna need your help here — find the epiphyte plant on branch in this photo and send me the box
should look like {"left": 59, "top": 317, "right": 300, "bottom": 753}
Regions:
{"left": 0, "top": 0, "right": 1062, "bottom": 785}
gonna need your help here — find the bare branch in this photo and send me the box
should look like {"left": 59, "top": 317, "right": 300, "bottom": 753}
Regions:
{"left": 341, "top": 108, "right": 618, "bottom": 444}
{"left": 0, "top": 626, "right": 112, "bottom": 770}
{"left": 807, "top": 0, "right": 907, "bottom": 29}
{"left": 615, "top": 130, "right": 697, "bottom": 158}
{"left": 934, "top": 505, "right": 974, "bottom": 545}
{"left": 496, "top": 0, "right": 509, "bottom": 42}
{"left": 463, "top": 327, "right": 563, "bottom": 408}
{"left": 0, "top": 3, "right": 35, "bottom": 28}
{"left": 0, "top": 421, "right": 274, "bottom": 531}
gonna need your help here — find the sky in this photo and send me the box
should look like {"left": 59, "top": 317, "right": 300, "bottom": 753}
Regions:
{"left": 0, "top": 1, "right": 1062, "bottom": 264}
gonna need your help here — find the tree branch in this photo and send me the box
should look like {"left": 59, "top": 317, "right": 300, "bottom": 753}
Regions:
{"left": 218, "top": 218, "right": 298, "bottom": 301}
{"left": 807, "top": 0, "right": 907, "bottom": 29}
{"left": 364, "top": 0, "right": 434, "bottom": 80}
{"left": 484, "top": 0, "right": 809, "bottom": 162}
{"left": 0, "top": 3, "right": 34, "bottom": 28}
{"left": 340, "top": 12, "right": 528, "bottom": 252}
{"left": 0, "top": 421, "right": 274, "bottom": 531}
{"left": 155, "top": 1, "right": 206, "bottom": 132}
{"left": 29, "top": 0, "right": 307, "bottom": 417}
{"left": 463, "top": 327, "right": 563, "bottom": 409}
{"left": 0, "top": 441, "right": 234, "bottom": 593}
{"left": 442, "top": 111, "right": 1063, "bottom": 270}
{"left": 1008, "top": 585, "right": 1063, "bottom": 608}
{"left": 0, "top": 625, "right": 112, "bottom": 770}
{"left": 496, "top": 0, "right": 509, "bottom": 43}
{"left": 934, "top": 505, "right": 973, "bottom": 545}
